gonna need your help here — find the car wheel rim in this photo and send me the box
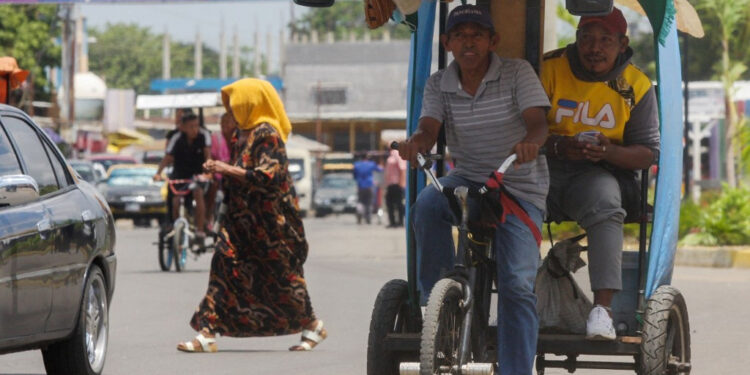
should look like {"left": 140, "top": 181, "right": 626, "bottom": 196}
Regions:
{"left": 85, "top": 276, "right": 108, "bottom": 372}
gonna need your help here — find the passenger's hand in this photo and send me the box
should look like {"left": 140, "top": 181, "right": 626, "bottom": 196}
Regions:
{"left": 512, "top": 142, "right": 540, "bottom": 168}
{"left": 153, "top": 173, "right": 163, "bottom": 182}
{"left": 397, "top": 137, "right": 431, "bottom": 168}
{"left": 582, "top": 133, "right": 612, "bottom": 163}
{"left": 557, "top": 136, "right": 586, "bottom": 161}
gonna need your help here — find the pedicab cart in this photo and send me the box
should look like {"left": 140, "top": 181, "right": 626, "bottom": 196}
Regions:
{"left": 355, "top": 0, "right": 695, "bottom": 374}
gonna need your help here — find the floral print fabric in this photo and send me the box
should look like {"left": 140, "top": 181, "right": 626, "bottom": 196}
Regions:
{"left": 190, "top": 123, "right": 315, "bottom": 337}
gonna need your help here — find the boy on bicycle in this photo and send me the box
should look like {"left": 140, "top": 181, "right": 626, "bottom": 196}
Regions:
{"left": 154, "top": 111, "right": 213, "bottom": 247}
{"left": 398, "top": 5, "right": 549, "bottom": 374}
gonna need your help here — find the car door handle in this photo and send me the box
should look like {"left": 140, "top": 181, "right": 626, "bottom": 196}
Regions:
{"left": 37, "top": 218, "right": 51, "bottom": 239}
{"left": 82, "top": 210, "right": 94, "bottom": 221}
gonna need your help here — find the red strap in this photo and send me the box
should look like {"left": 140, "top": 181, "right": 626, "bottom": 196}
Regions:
{"left": 485, "top": 171, "right": 504, "bottom": 190}
{"left": 499, "top": 193, "right": 542, "bottom": 247}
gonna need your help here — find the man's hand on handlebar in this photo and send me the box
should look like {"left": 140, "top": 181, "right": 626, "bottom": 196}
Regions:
{"left": 396, "top": 137, "right": 433, "bottom": 168}
{"left": 512, "top": 142, "right": 541, "bottom": 168}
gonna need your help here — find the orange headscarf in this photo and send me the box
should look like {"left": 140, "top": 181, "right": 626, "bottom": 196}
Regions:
{"left": 221, "top": 78, "right": 292, "bottom": 142}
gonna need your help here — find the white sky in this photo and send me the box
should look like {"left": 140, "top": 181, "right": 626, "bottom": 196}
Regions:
{"left": 80, "top": 1, "right": 307, "bottom": 73}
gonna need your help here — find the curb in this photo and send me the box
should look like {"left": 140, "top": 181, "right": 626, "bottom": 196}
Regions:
{"left": 675, "top": 246, "right": 750, "bottom": 268}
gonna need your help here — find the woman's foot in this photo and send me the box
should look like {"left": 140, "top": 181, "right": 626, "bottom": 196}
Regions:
{"left": 177, "top": 331, "right": 217, "bottom": 353}
{"left": 289, "top": 320, "right": 327, "bottom": 351}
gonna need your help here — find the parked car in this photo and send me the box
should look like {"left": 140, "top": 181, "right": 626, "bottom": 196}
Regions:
{"left": 0, "top": 104, "right": 116, "bottom": 375}
{"left": 87, "top": 153, "right": 136, "bottom": 175}
{"left": 69, "top": 159, "right": 103, "bottom": 184}
{"left": 287, "top": 147, "right": 313, "bottom": 217}
{"left": 313, "top": 172, "right": 358, "bottom": 217}
{"left": 98, "top": 164, "right": 166, "bottom": 227}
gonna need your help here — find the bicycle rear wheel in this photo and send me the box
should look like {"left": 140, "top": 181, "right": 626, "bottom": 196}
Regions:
{"left": 420, "top": 278, "right": 465, "bottom": 374}
{"left": 172, "top": 222, "right": 188, "bottom": 272}
{"left": 157, "top": 228, "right": 173, "bottom": 271}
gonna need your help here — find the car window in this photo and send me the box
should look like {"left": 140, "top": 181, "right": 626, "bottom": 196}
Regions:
{"left": 42, "top": 139, "right": 70, "bottom": 188}
{"left": 288, "top": 158, "right": 305, "bottom": 181}
{"left": 2, "top": 116, "right": 59, "bottom": 195}
{"left": 72, "top": 163, "right": 96, "bottom": 182}
{"left": 0, "top": 125, "right": 22, "bottom": 176}
{"left": 107, "top": 168, "right": 159, "bottom": 187}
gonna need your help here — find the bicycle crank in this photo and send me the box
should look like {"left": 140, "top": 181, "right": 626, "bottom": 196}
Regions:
{"left": 399, "top": 362, "right": 495, "bottom": 375}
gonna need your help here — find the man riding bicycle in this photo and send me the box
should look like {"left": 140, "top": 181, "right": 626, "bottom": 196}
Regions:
{"left": 398, "top": 5, "right": 550, "bottom": 374}
{"left": 154, "top": 111, "right": 213, "bottom": 247}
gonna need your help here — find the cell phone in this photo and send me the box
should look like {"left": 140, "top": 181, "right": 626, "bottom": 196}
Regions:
{"left": 575, "top": 131, "right": 601, "bottom": 145}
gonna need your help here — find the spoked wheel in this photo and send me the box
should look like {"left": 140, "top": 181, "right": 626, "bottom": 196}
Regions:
{"left": 172, "top": 222, "right": 188, "bottom": 272}
{"left": 420, "top": 278, "right": 465, "bottom": 374}
{"left": 157, "top": 228, "right": 173, "bottom": 271}
{"left": 640, "top": 285, "right": 691, "bottom": 375}
{"left": 367, "top": 279, "right": 422, "bottom": 375}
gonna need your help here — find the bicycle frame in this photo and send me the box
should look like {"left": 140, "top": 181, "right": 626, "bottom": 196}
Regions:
{"left": 413, "top": 151, "right": 519, "bottom": 373}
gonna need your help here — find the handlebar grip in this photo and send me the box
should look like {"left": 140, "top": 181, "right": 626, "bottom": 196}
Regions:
{"left": 390, "top": 141, "right": 399, "bottom": 150}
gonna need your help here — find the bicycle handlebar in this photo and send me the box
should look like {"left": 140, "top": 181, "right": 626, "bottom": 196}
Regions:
{"left": 390, "top": 141, "right": 545, "bottom": 195}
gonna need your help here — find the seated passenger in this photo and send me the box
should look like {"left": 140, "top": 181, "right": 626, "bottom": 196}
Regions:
{"left": 540, "top": 7, "right": 660, "bottom": 340}
{"left": 398, "top": 5, "right": 550, "bottom": 374}
{"left": 154, "top": 112, "right": 213, "bottom": 245}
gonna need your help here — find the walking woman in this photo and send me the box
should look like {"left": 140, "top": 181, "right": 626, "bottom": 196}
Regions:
{"left": 177, "top": 78, "right": 327, "bottom": 353}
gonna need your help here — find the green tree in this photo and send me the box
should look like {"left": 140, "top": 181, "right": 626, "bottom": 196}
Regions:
{"left": 88, "top": 23, "right": 162, "bottom": 94}
{"left": 0, "top": 5, "right": 61, "bottom": 101}
{"left": 89, "top": 23, "right": 254, "bottom": 94}
{"left": 290, "top": 2, "right": 411, "bottom": 42}
{"left": 697, "top": 0, "right": 750, "bottom": 188}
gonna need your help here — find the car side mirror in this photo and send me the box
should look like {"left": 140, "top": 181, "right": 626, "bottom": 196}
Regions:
{"left": 565, "top": 0, "right": 613, "bottom": 16}
{"left": 293, "top": 0, "right": 334, "bottom": 7}
{"left": 0, "top": 175, "right": 40, "bottom": 207}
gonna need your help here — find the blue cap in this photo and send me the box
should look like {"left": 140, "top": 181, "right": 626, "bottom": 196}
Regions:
{"left": 445, "top": 4, "right": 494, "bottom": 34}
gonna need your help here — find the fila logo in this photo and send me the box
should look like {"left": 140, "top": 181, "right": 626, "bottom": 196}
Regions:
{"left": 555, "top": 99, "right": 615, "bottom": 129}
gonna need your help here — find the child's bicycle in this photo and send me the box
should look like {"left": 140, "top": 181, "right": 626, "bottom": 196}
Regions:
{"left": 157, "top": 178, "right": 214, "bottom": 272}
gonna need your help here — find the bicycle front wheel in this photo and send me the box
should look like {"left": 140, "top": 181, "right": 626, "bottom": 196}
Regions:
{"left": 420, "top": 278, "right": 465, "bottom": 375}
{"left": 172, "top": 222, "right": 188, "bottom": 272}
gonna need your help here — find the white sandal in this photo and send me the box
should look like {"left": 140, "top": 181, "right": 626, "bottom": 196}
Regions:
{"left": 289, "top": 320, "right": 327, "bottom": 351}
{"left": 177, "top": 333, "right": 217, "bottom": 353}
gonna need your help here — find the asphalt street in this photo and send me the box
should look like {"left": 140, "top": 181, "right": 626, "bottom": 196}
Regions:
{"left": 1, "top": 214, "right": 749, "bottom": 374}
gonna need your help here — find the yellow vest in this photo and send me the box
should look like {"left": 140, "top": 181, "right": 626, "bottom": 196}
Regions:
{"left": 540, "top": 51, "right": 651, "bottom": 144}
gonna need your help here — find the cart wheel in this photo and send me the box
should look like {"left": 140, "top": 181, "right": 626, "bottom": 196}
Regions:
{"left": 640, "top": 285, "right": 691, "bottom": 375}
{"left": 420, "top": 278, "right": 465, "bottom": 374}
{"left": 367, "top": 279, "right": 420, "bottom": 375}
{"left": 157, "top": 229, "right": 173, "bottom": 271}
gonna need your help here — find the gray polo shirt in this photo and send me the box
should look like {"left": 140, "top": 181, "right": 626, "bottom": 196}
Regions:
{"left": 420, "top": 54, "right": 551, "bottom": 211}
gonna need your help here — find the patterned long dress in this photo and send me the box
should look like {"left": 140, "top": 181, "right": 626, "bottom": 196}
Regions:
{"left": 190, "top": 123, "right": 316, "bottom": 337}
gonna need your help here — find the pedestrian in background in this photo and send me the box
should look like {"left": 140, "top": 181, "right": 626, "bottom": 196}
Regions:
{"left": 177, "top": 78, "right": 327, "bottom": 353}
{"left": 205, "top": 112, "right": 235, "bottom": 232}
{"left": 384, "top": 149, "right": 406, "bottom": 227}
{"left": 353, "top": 153, "right": 382, "bottom": 224}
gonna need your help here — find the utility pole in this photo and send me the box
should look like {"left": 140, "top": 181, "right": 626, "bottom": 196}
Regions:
{"left": 194, "top": 29, "right": 203, "bottom": 79}
{"left": 61, "top": 4, "right": 76, "bottom": 127}
{"left": 162, "top": 29, "right": 171, "bottom": 80}
{"left": 253, "top": 29, "right": 260, "bottom": 77}
{"left": 232, "top": 27, "right": 240, "bottom": 78}
{"left": 219, "top": 18, "right": 227, "bottom": 79}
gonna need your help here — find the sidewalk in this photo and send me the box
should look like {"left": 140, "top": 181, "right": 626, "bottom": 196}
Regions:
{"left": 675, "top": 246, "right": 750, "bottom": 268}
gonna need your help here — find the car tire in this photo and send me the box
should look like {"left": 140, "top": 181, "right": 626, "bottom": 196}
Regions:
{"left": 42, "top": 265, "right": 109, "bottom": 375}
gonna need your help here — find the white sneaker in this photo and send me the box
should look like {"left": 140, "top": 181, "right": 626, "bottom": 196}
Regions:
{"left": 585, "top": 305, "right": 616, "bottom": 341}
